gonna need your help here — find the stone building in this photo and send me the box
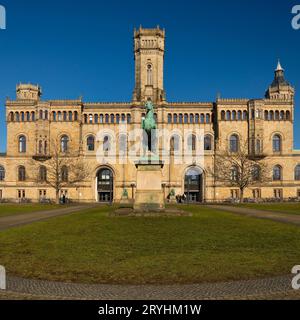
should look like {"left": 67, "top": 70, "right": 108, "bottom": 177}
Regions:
{"left": 0, "top": 26, "right": 300, "bottom": 203}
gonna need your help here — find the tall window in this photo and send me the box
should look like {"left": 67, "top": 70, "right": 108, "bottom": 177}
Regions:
{"left": 39, "top": 166, "right": 47, "bottom": 182}
{"left": 119, "top": 134, "right": 127, "bottom": 153}
{"left": 168, "top": 114, "right": 172, "bottom": 124}
{"left": 170, "top": 135, "right": 180, "bottom": 152}
{"left": 231, "top": 166, "right": 239, "bottom": 181}
{"left": 187, "top": 134, "right": 196, "bottom": 151}
{"left": 61, "top": 166, "right": 68, "bottom": 182}
{"left": 0, "top": 166, "right": 5, "bottom": 181}
{"left": 147, "top": 64, "right": 153, "bottom": 85}
{"left": 295, "top": 165, "right": 300, "bottom": 181}
{"left": 103, "top": 136, "right": 110, "bottom": 152}
{"left": 87, "top": 135, "right": 95, "bottom": 151}
{"left": 252, "top": 165, "right": 261, "bottom": 181}
{"left": 273, "top": 165, "right": 282, "bottom": 181}
{"left": 273, "top": 134, "right": 281, "bottom": 152}
{"left": 19, "top": 136, "right": 26, "bottom": 153}
{"left": 38, "top": 140, "right": 43, "bottom": 154}
{"left": 18, "top": 166, "right": 26, "bottom": 181}
{"left": 204, "top": 135, "right": 212, "bottom": 151}
{"left": 184, "top": 114, "right": 188, "bottom": 124}
{"left": 61, "top": 135, "right": 69, "bottom": 153}
{"left": 229, "top": 134, "right": 239, "bottom": 153}
{"left": 69, "top": 111, "right": 73, "bottom": 121}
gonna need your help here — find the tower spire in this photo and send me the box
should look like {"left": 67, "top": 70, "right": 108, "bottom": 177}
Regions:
{"left": 276, "top": 59, "right": 284, "bottom": 72}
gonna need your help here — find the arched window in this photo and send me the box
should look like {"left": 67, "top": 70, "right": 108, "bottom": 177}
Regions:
{"left": 45, "top": 111, "right": 48, "bottom": 120}
{"left": 206, "top": 114, "right": 211, "bottom": 123}
{"left": 74, "top": 111, "right": 78, "bottom": 121}
{"left": 39, "top": 166, "right": 47, "bottom": 182}
{"left": 110, "top": 114, "right": 115, "bottom": 124}
{"left": 226, "top": 111, "right": 231, "bottom": 121}
{"left": 184, "top": 114, "right": 188, "bottom": 124}
{"left": 195, "top": 114, "right": 199, "bottom": 123}
{"left": 295, "top": 165, "right": 300, "bottom": 181}
{"left": 237, "top": 111, "right": 242, "bottom": 120}
{"left": 18, "top": 136, "right": 26, "bottom": 153}
{"left": 275, "top": 111, "right": 279, "bottom": 120}
{"left": 273, "top": 165, "right": 282, "bottom": 181}
{"left": 173, "top": 114, "right": 178, "bottom": 124}
{"left": 242, "top": 111, "right": 248, "bottom": 120}
{"left": 187, "top": 134, "right": 196, "bottom": 151}
{"left": 0, "top": 166, "right": 5, "bottom": 181}
{"left": 61, "top": 166, "right": 68, "bottom": 182}
{"left": 280, "top": 111, "right": 285, "bottom": 121}
{"left": 44, "top": 141, "right": 48, "bottom": 155}
{"left": 9, "top": 112, "right": 14, "bottom": 121}
{"left": 87, "top": 135, "right": 95, "bottom": 151}
{"left": 179, "top": 114, "right": 183, "bottom": 124}
{"left": 269, "top": 111, "right": 274, "bottom": 120}
{"left": 21, "top": 112, "right": 25, "bottom": 122}
{"left": 221, "top": 111, "right": 225, "bottom": 121}
{"left": 89, "top": 114, "right": 93, "bottom": 124}
{"left": 121, "top": 114, "right": 126, "bottom": 123}
{"left": 58, "top": 111, "right": 62, "bottom": 121}
{"left": 286, "top": 111, "right": 291, "bottom": 121}
{"left": 168, "top": 114, "right": 172, "bottom": 124}
{"left": 232, "top": 111, "right": 237, "bottom": 121}
{"left": 204, "top": 135, "right": 212, "bottom": 151}
{"left": 52, "top": 112, "right": 57, "bottom": 121}
{"left": 264, "top": 110, "right": 268, "bottom": 120}
{"left": 170, "top": 135, "right": 180, "bottom": 152}
{"left": 18, "top": 166, "right": 26, "bottom": 181}
{"left": 200, "top": 114, "right": 205, "bottom": 123}
{"left": 69, "top": 111, "right": 73, "bottom": 121}
{"left": 39, "top": 110, "right": 43, "bottom": 120}
{"left": 31, "top": 111, "right": 35, "bottom": 121}
{"left": 229, "top": 134, "right": 239, "bottom": 153}
{"left": 273, "top": 134, "right": 281, "bottom": 152}
{"left": 63, "top": 111, "right": 67, "bottom": 121}
{"left": 190, "top": 114, "right": 194, "bottom": 124}
{"left": 147, "top": 64, "right": 153, "bottom": 85}
{"left": 119, "top": 134, "right": 127, "bottom": 153}
{"left": 15, "top": 112, "right": 20, "bottom": 122}
{"left": 103, "top": 135, "right": 110, "bottom": 152}
{"left": 61, "top": 135, "right": 69, "bottom": 153}
{"left": 94, "top": 114, "right": 98, "bottom": 123}
{"left": 127, "top": 114, "right": 131, "bottom": 124}
{"left": 115, "top": 114, "right": 119, "bottom": 124}
{"left": 252, "top": 165, "right": 261, "bottom": 181}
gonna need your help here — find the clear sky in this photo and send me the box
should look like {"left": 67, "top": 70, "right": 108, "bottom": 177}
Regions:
{"left": 0, "top": 0, "right": 299, "bottom": 152}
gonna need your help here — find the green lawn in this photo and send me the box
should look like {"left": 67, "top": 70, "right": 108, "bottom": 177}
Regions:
{"left": 236, "top": 203, "right": 300, "bottom": 215}
{"left": 0, "top": 205, "right": 300, "bottom": 285}
{"left": 0, "top": 204, "right": 62, "bottom": 218}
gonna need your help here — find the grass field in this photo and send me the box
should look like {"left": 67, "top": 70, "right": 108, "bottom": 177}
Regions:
{"left": 0, "top": 204, "right": 62, "bottom": 218}
{"left": 235, "top": 203, "right": 300, "bottom": 215}
{"left": 0, "top": 205, "right": 299, "bottom": 285}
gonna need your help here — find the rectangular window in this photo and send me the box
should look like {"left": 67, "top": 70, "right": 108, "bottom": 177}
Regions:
{"left": 252, "top": 189, "right": 261, "bottom": 199}
{"left": 18, "top": 190, "right": 25, "bottom": 199}
{"left": 230, "top": 189, "right": 239, "bottom": 199}
{"left": 274, "top": 189, "right": 283, "bottom": 199}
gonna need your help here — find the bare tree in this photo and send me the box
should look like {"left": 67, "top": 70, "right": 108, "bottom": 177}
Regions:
{"left": 34, "top": 139, "right": 90, "bottom": 204}
{"left": 209, "top": 141, "right": 270, "bottom": 203}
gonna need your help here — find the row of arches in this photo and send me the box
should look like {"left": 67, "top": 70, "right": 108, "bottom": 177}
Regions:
{"left": 221, "top": 110, "right": 248, "bottom": 121}
{"left": 264, "top": 110, "right": 291, "bottom": 121}
{"left": 168, "top": 113, "right": 212, "bottom": 124}
{"left": 83, "top": 113, "right": 131, "bottom": 125}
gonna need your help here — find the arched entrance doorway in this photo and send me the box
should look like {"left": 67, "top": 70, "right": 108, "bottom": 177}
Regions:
{"left": 96, "top": 168, "right": 114, "bottom": 203}
{"left": 184, "top": 167, "right": 203, "bottom": 203}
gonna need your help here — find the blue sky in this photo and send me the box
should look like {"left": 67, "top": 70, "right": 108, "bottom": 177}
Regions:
{"left": 0, "top": 0, "right": 299, "bottom": 152}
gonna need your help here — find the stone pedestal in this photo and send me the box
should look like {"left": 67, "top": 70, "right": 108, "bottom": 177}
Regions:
{"left": 134, "top": 160, "right": 165, "bottom": 211}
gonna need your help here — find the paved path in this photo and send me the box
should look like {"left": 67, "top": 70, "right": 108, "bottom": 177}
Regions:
{"left": 209, "top": 205, "right": 300, "bottom": 226}
{"left": 0, "top": 205, "right": 97, "bottom": 231}
{"left": 1, "top": 274, "right": 298, "bottom": 300}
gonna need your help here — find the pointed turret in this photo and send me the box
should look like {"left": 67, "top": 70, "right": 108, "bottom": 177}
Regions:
{"left": 265, "top": 61, "right": 294, "bottom": 99}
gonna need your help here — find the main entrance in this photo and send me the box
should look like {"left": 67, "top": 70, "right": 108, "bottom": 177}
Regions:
{"left": 97, "top": 168, "right": 114, "bottom": 203}
{"left": 184, "top": 167, "right": 203, "bottom": 203}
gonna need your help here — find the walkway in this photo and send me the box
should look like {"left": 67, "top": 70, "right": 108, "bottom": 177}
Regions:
{"left": 0, "top": 205, "right": 97, "bottom": 231}
{"left": 0, "top": 274, "right": 297, "bottom": 300}
{"left": 209, "top": 205, "right": 300, "bottom": 226}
